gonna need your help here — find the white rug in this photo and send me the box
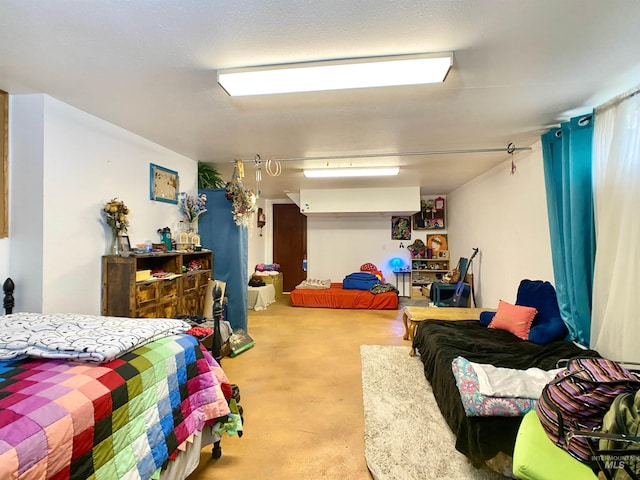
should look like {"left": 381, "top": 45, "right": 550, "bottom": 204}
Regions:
{"left": 361, "top": 345, "right": 505, "bottom": 480}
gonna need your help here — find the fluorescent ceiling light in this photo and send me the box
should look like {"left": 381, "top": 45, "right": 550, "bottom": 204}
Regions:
{"left": 218, "top": 52, "right": 453, "bottom": 96}
{"left": 303, "top": 167, "right": 400, "bottom": 178}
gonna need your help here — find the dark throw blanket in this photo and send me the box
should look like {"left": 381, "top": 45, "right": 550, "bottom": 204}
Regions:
{"left": 412, "top": 320, "right": 599, "bottom": 466}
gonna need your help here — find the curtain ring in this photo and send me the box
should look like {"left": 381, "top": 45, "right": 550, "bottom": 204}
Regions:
{"left": 578, "top": 115, "right": 592, "bottom": 127}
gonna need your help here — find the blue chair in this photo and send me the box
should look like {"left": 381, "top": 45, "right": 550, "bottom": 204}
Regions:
{"left": 430, "top": 257, "right": 469, "bottom": 307}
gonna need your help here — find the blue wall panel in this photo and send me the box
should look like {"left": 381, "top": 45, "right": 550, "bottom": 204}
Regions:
{"left": 198, "top": 188, "right": 248, "bottom": 331}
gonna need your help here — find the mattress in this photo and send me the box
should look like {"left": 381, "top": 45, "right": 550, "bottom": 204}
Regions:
{"left": 290, "top": 283, "right": 398, "bottom": 309}
{"left": 412, "top": 319, "right": 598, "bottom": 466}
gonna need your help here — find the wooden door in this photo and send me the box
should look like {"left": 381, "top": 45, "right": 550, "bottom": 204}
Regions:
{"left": 273, "top": 204, "right": 307, "bottom": 292}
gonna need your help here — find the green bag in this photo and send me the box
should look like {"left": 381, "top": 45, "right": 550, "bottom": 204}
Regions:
{"left": 598, "top": 389, "right": 640, "bottom": 480}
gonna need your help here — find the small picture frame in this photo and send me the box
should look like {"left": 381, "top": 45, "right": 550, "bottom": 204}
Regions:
{"left": 391, "top": 216, "right": 411, "bottom": 240}
{"left": 150, "top": 163, "right": 179, "bottom": 204}
{"left": 118, "top": 235, "right": 131, "bottom": 256}
{"left": 438, "top": 250, "right": 449, "bottom": 259}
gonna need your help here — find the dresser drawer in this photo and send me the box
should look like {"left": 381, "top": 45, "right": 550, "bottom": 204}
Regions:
{"left": 181, "top": 292, "right": 202, "bottom": 317}
{"left": 136, "top": 282, "right": 158, "bottom": 307}
{"left": 182, "top": 274, "right": 198, "bottom": 294}
{"left": 158, "top": 300, "right": 179, "bottom": 318}
{"left": 136, "top": 304, "right": 160, "bottom": 318}
{"left": 158, "top": 277, "right": 179, "bottom": 299}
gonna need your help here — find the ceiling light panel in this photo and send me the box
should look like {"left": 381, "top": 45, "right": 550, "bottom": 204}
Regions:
{"left": 218, "top": 52, "right": 453, "bottom": 96}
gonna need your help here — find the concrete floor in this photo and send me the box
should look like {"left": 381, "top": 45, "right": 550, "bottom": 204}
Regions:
{"left": 187, "top": 296, "right": 407, "bottom": 480}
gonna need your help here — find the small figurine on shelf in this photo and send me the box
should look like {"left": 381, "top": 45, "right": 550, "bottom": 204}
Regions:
{"left": 187, "top": 260, "right": 201, "bottom": 271}
{"left": 157, "top": 227, "right": 172, "bottom": 251}
{"left": 407, "top": 239, "right": 426, "bottom": 259}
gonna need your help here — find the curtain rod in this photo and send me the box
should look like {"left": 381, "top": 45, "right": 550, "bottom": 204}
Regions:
{"left": 596, "top": 85, "right": 640, "bottom": 113}
{"left": 234, "top": 146, "right": 532, "bottom": 163}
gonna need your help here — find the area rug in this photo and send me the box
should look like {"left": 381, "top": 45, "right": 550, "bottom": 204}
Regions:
{"left": 361, "top": 345, "right": 505, "bottom": 480}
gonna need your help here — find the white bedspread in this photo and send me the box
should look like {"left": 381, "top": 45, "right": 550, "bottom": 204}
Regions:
{"left": 248, "top": 284, "right": 276, "bottom": 311}
{"left": 469, "top": 360, "right": 563, "bottom": 399}
{"left": 0, "top": 312, "right": 191, "bottom": 363}
{"left": 295, "top": 278, "right": 331, "bottom": 289}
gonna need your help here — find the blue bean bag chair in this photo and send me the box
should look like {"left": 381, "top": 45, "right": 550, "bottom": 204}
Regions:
{"left": 479, "top": 279, "right": 569, "bottom": 344}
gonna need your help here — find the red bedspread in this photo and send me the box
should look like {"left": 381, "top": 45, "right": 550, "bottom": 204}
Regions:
{"left": 290, "top": 283, "right": 398, "bottom": 310}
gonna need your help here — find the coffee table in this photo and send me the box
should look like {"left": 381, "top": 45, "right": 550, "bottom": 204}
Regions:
{"left": 402, "top": 306, "right": 495, "bottom": 356}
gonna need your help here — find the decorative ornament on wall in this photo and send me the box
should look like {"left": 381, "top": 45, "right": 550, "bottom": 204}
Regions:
{"left": 225, "top": 159, "right": 257, "bottom": 227}
{"left": 508, "top": 143, "right": 517, "bottom": 175}
{"left": 257, "top": 207, "right": 266, "bottom": 236}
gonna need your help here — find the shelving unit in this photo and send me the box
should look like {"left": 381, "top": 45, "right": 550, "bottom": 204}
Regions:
{"left": 101, "top": 250, "right": 213, "bottom": 318}
{"left": 410, "top": 258, "right": 450, "bottom": 299}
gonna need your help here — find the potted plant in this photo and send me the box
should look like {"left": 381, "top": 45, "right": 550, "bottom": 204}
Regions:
{"left": 198, "top": 161, "right": 225, "bottom": 189}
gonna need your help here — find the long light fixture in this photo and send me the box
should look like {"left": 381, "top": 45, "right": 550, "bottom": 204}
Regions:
{"left": 218, "top": 52, "right": 453, "bottom": 96}
{"left": 303, "top": 167, "right": 400, "bottom": 178}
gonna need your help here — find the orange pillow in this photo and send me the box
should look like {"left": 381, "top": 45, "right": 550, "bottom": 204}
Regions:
{"left": 488, "top": 300, "right": 537, "bottom": 340}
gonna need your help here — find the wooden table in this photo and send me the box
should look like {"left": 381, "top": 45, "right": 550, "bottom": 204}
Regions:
{"left": 402, "top": 306, "right": 495, "bottom": 356}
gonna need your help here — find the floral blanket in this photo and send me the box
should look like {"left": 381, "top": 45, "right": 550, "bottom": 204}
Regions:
{"left": 0, "top": 313, "right": 191, "bottom": 363}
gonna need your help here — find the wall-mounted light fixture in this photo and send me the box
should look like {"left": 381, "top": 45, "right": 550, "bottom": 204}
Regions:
{"left": 303, "top": 167, "right": 400, "bottom": 178}
{"left": 218, "top": 52, "right": 453, "bottom": 96}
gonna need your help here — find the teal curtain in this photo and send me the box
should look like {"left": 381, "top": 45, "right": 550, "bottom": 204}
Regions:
{"left": 541, "top": 113, "right": 595, "bottom": 346}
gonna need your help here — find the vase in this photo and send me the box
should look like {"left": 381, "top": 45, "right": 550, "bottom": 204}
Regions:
{"left": 108, "top": 230, "right": 120, "bottom": 256}
{"left": 189, "top": 220, "right": 201, "bottom": 247}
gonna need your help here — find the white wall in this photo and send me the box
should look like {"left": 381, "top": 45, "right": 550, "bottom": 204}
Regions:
{"left": 8, "top": 94, "right": 45, "bottom": 311}
{"left": 9, "top": 94, "right": 198, "bottom": 314}
{"left": 246, "top": 196, "right": 268, "bottom": 275}
{"left": 306, "top": 215, "right": 411, "bottom": 284}
{"left": 0, "top": 242, "right": 8, "bottom": 284}
{"left": 446, "top": 142, "right": 554, "bottom": 306}
{"left": 246, "top": 197, "right": 288, "bottom": 278}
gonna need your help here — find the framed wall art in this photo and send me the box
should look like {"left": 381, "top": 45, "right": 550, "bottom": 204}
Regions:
{"left": 391, "top": 216, "right": 411, "bottom": 240}
{"left": 150, "top": 163, "right": 179, "bottom": 204}
{"left": 426, "top": 234, "right": 448, "bottom": 254}
{"left": 412, "top": 200, "right": 429, "bottom": 230}
{"left": 413, "top": 196, "right": 446, "bottom": 230}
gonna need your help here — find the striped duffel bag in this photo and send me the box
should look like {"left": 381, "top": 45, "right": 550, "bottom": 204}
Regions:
{"left": 535, "top": 356, "right": 640, "bottom": 463}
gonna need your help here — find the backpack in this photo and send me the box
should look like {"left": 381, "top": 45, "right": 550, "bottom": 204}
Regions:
{"left": 535, "top": 357, "right": 640, "bottom": 463}
{"left": 596, "top": 389, "right": 640, "bottom": 479}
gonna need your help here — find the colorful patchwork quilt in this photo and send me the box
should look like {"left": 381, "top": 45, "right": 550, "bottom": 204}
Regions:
{"left": 0, "top": 313, "right": 192, "bottom": 363}
{"left": 0, "top": 334, "right": 230, "bottom": 480}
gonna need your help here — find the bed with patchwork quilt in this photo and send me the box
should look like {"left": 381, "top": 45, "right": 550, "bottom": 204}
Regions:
{"left": 0, "top": 312, "right": 233, "bottom": 480}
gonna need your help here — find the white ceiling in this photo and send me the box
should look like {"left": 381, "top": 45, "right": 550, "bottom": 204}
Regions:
{"left": 1, "top": 1, "right": 640, "bottom": 199}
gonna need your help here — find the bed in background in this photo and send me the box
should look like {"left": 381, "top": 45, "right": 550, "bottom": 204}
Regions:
{"left": 0, "top": 278, "right": 236, "bottom": 480}
{"left": 290, "top": 282, "right": 398, "bottom": 309}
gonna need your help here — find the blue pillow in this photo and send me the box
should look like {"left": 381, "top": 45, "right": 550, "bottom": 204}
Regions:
{"left": 479, "top": 311, "right": 496, "bottom": 326}
{"left": 528, "top": 317, "right": 568, "bottom": 344}
{"left": 515, "top": 280, "right": 568, "bottom": 344}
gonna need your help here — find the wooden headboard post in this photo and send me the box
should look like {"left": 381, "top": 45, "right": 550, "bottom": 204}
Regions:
{"left": 3, "top": 277, "right": 14, "bottom": 314}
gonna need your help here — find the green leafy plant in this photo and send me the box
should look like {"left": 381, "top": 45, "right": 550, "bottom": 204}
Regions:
{"left": 198, "top": 162, "right": 225, "bottom": 189}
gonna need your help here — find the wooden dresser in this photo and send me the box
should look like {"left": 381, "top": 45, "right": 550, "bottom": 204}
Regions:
{"left": 101, "top": 251, "right": 213, "bottom": 318}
